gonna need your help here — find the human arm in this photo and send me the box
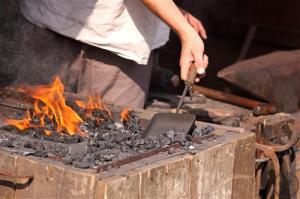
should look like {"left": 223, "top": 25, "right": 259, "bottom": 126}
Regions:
{"left": 141, "top": 0, "right": 208, "bottom": 80}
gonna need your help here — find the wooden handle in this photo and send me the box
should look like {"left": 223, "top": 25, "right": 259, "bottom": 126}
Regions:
{"left": 185, "top": 63, "right": 198, "bottom": 88}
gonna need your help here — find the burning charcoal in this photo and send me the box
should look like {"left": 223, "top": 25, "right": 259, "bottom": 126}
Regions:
{"left": 165, "top": 130, "right": 175, "bottom": 139}
{"left": 106, "top": 123, "right": 116, "bottom": 131}
{"left": 193, "top": 125, "right": 215, "bottom": 137}
{"left": 125, "top": 140, "right": 133, "bottom": 146}
{"left": 168, "top": 147, "right": 176, "bottom": 154}
{"left": 137, "top": 149, "right": 144, "bottom": 154}
{"left": 144, "top": 144, "right": 155, "bottom": 150}
{"left": 85, "top": 154, "right": 96, "bottom": 162}
{"left": 94, "top": 132, "right": 105, "bottom": 141}
{"left": 88, "top": 146, "right": 97, "bottom": 153}
{"left": 182, "top": 141, "right": 192, "bottom": 148}
{"left": 53, "top": 144, "right": 65, "bottom": 153}
{"left": 115, "top": 134, "right": 126, "bottom": 143}
{"left": 114, "top": 122, "right": 123, "bottom": 129}
{"left": 32, "top": 115, "right": 40, "bottom": 124}
{"left": 122, "top": 111, "right": 142, "bottom": 134}
{"left": 63, "top": 156, "right": 73, "bottom": 165}
{"left": 77, "top": 161, "right": 90, "bottom": 169}
{"left": 132, "top": 140, "right": 140, "bottom": 147}
{"left": 105, "top": 142, "right": 116, "bottom": 149}
{"left": 159, "top": 135, "right": 172, "bottom": 145}
{"left": 117, "top": 153, "right": 129, "bottom": 160}
{"left": 174, "top": 134, "right": 186, "bottom": 143}
{"left": 22, "top": 149, "right": 35, "bottom": 156}
{"left": 34, "top": 150, "right": 48, "bottom": 157}
{"left": 103, "top": 133, "right": 113, "bottom": 141}
{"left": 98, "top": 141, "right": 106, "bottom": 150}
{"left": 23, "top": 141, "right": 33, "bottom": 148}
{"left": 31, "top": 141, "right": 44, "bottom": 151}
{"left": 79, "top": 124, "right": 88, "bottom": 132}
{"left": 88, "top": 139, "right": 99, "bottom": 147}
{"left": 186, "top": 134, "right": 193, "bottom": 141}
{"left": 149, "top": 137, "right": 159, "bottom": 144}
{"left": 101, "top": 154, "right": 115, "bottom": 161}
{"left": 120, "top": 145, "right": 128, "bottom": 152}
{"left": 132, "top": 139, "right": 145, "bottom": 147}
{"left": 139, "top": 139, "right": 145, "bottom": 145}
{"left": 2, "top": 140, "right": 14, "bottom": 148}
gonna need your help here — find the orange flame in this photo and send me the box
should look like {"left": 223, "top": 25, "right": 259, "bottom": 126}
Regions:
{"left": 6, "top": 110, "right": 32, "bottom": 131}
{"left": 120, "top": 108, "right": 132, "bottom": 122}
{"left": 75, "top": 94, "right": 111, "bottom": 121}
{"left": 5, "top": 77, "right": 83, "bottom": 136}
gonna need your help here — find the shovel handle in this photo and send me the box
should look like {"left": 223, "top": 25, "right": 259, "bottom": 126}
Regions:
{"left": 185, "top": 63, "right": 197, "bottom": 87}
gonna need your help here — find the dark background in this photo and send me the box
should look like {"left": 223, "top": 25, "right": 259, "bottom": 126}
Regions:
{"left": 1, "top": 0, "right": 299, "bottom": 96}
{"left": 159, "top": 0, "right": 298, "bottom": 95}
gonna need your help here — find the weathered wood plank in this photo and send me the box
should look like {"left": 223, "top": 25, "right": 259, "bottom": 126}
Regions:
{"left": 96, "top": 173, "right": 140, "bottom": 199}
{"left": 231, "top": 134, "right": 255, "bottom": 199}
{"left": 59, "top": 167, "right": 97, "bottom": 199}
{"left": 14, "top": 156, "right": 97, "bottom": 199}
{"left": 140, "top": 165, "right": 167, "bottom": 199}
{"left": 190, "top": 142, "right": 235, "bottom": 199}
{"left": 0, "top": 151, "right": 16, "bottom": 199}
{"left": 165, "top": 157, "right": 192, "bottom": 199}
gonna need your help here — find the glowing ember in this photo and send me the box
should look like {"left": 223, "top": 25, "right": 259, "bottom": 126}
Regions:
{"left": 120, "top": 108, "right": 132, "bottom": 122}
{"left": 6, "top": 110, "right": 32, "bottom": 131}
{"left": 75, "top": 94, "right": 111, "bottom": 120}
{"left": 5, "top": 77, "right": 83, "bottom": 136}
{"left": 44, "top": 130, "right": 52, "bottom": 136}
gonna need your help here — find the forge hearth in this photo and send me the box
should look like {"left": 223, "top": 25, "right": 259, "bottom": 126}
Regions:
{"left": 0, "top": 79, "right": 216, "bottom": 170}
{"left": 0, "top": 88, "right": 255, "bottom": 199}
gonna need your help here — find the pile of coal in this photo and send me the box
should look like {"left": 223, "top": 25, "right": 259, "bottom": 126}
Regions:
{"left": 192, "top": 125, "right": 215, "bottom": 137}
{"left": 1, "top": 108, "right": 215, "bottom": 170}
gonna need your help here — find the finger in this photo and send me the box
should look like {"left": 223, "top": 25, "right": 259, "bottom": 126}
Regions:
{"left": 197, "top": 21, "right": 207, "bottom": 39}
{"left": 195, "top": 77, "right": 200, "bottom": 83}
{"left": 203, "top": 54, "right": 209, "bottom": 69}
{"left": 193, "top": 52, "right": 205, "bottom": 75}
{"left": 196, "top": 54, "right": 209, "bottom": 75}
{"left": 180, "top": 55, "right": 192, "bottom": 81}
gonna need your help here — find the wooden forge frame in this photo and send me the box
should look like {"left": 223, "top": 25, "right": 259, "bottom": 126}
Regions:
{"left": 0, "top": 93, "right": 256, "bottom": 199}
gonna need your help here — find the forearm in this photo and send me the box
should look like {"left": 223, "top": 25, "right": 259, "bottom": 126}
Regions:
{"left": 141, "top": 0, "right": 194, "bottom": 40}
{"left": 142, "top": 0, "right": 208, "bottom": 79}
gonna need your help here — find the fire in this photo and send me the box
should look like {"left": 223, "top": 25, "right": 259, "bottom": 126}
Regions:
{"left": 120, "top": 108, "right": 132, "bottom": 122}
{"left": 75, "top": 94, "right": 112, "bottom": 120}
{"left": 6, "top": 110, "right": 32, "bottom": 131}
{"left": 5, "top": 77, "right": 83, "bottom": 136}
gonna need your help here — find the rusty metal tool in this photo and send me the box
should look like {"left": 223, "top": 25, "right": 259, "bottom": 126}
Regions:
{"left": 192, "top": 86, "right": 280, "bottom": 116}
{"left": 176, "top": 63, "right": 200, "bottom": 113}
{"left": 143, "top": 63, "right": 199, "bottom": 137}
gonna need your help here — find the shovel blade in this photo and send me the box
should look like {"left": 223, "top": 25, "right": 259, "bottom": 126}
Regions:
{"left": 144, "top": 113, "right": 196, "bottom": 137}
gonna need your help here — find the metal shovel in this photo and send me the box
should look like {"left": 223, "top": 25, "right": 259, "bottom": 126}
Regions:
{"left": 144, "top": 63, "right": 201, "bottom": 137}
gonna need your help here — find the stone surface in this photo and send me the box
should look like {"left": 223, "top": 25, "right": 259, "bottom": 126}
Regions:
{"left": 218, "top": 50, "right": 300, "bottom": 112}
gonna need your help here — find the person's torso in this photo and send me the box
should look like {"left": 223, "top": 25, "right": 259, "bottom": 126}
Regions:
{"left": 20, "top": 0, "right": 170, "bottom": 64}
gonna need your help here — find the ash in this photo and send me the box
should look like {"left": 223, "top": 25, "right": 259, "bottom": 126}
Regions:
{"left": 0, "top": 109, "right": 215, "bottom": 169}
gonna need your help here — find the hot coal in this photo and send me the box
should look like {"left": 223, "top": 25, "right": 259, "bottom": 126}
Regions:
{"left": 1, "top": 107, "right": 215, "bottom": 170}
{"left": 192, "top": 125, "right": 215, "bottom": 137}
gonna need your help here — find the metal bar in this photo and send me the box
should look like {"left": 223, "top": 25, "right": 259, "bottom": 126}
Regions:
{"left": 255, "top": 142, "right": 281, "bottom": 199}
{"left": 176, "top": 85, "right": 188, "bottom": 113}
{"left": 192, "top": 85, "right": 278, "bottom": 115}
{"left": 97, "top": 134, "right": 215, "bottom": 172}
